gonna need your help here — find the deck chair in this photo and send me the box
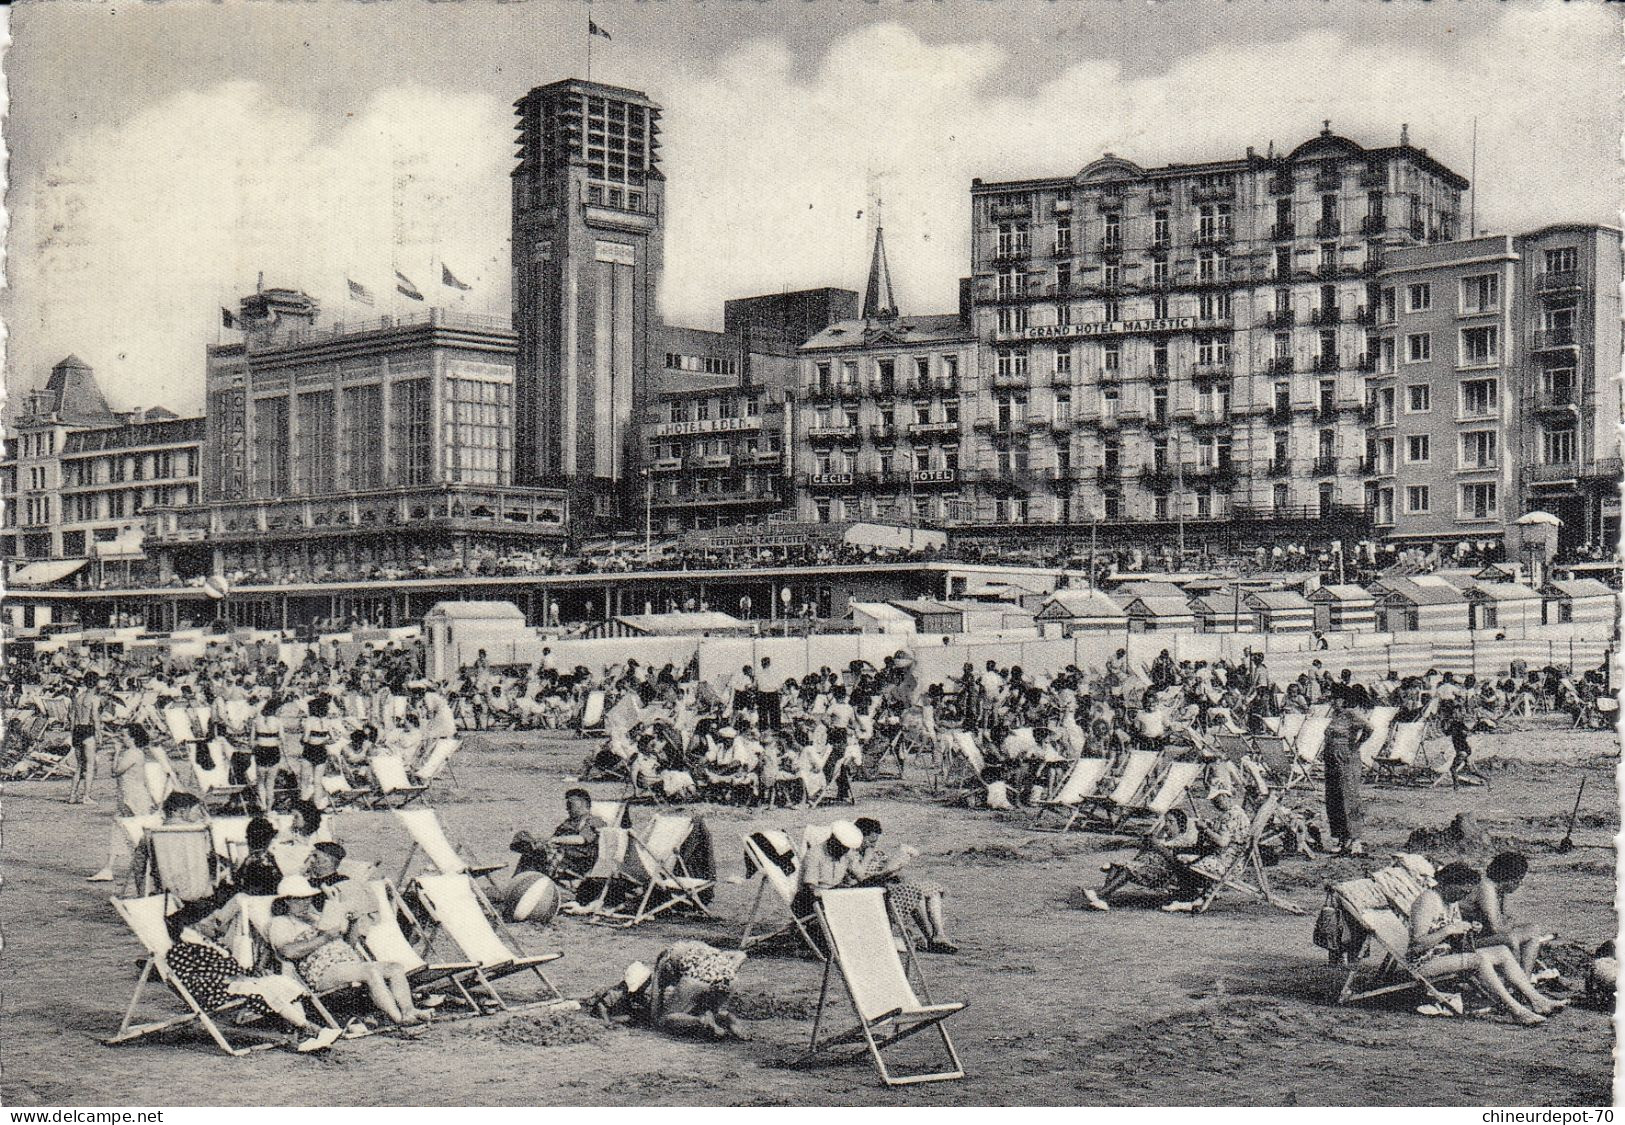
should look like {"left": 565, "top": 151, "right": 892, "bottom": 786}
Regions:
{"left": 189, "top": 739, "right": 247, "bottom": 810}
{"left": 594, "top": 815, "right": 715, "bottom": 927}
{"left": 1031, "top": 757, "right": 1111, "bottom": 832}
{"left": 411, "top": 872, "right": 564, "bottom": 1009}
{"left": 1075, "top": 750, "right": 1159, "bottom": 830}
{"left": 1285, "top": 715, "right": 1332, "bottom": 788}
{"left": 1356, "top": 707, "right": 1400, "bottom": 767}
{"left": 1182, "top": 795, "right": 1303, "bottom": 915}
{"left": 1371, "top": 721, "right": 1433, "bottom": 786}
{"left": 415, "top": 738, "right": 461, "bottom": 789}
{"left": 143, "top": 823, "right": 220, "bottom": 901}
{"left": 591, "top": 799, "right": 631, "bottom": 829}
{"left": 394, "top": 807, "right": 503, "bottom": 887}
{"left": 105, "top": 894, "right": 308, "bottom": 1056}
{"left": 580, "top": 690, "right": 607, "bottom": 733}
{"left": 1319, "top": 860, "right": 1470, "bottom": 1011}
{"left": 794, "top": 887, "right": 965, "bottom": 1087}
{"left": 366, "top": 753, "right": 428, "bottom": 808}
{"left": 1278, "top": 712, "right": 1308, "bottom": 746}
{"left": 360, "top": 879, "right": 482, "bottom": 1012}
{"left": 738, "top": 829, "right": 818, "bottom": 953}
{"left": 945, "top": 731, "right": 987, "bottom": 786}
{"left": 1112, "top": 759, "right": 1202, "bottom": 832}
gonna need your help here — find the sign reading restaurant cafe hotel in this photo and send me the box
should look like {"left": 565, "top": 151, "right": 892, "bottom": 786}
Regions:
{"left": 1000, "top": 316, "right": 1200, "bottom": 342}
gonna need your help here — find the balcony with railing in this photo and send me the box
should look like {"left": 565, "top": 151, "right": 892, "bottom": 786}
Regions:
{"left": 907, "top": 420, "right": 961, "bottom": 438}
{"left": 1360, "top": 214, "right": 1388, "bottom": 236}
{"left": 1267, "top": 356, "right": 1295, "bottom": 376}
{"left": 1533, "top": 388, "right": 1580, "bottom": 412}
{"left": 1315, "top": 217, "right": 1342, "bottom": 237}
{"left": 806, "top": 424, "right": 859, "bottom": 441}
{"left": 1264, "top": 309, "right": 1296, "bottom": 329}
{"left": 1193, "top": 226, "right": 1233, "bottom": 248}
{"left": 695, "top": 454, "right": 734, "bottom": 470}
{"left": 651, "top": 458, "right": 684, "bottom": 473}
{"left": 1095, "top": 465, "right": 1122, "bottom": 486}
{"left": 1270, "top": 221, "right": 1296, "bottom": 241}
{"left": 1533, "top": 327, "right": 1579, "bottom": 351}
{"left": 1314, "top": 169, "right": 1343, "bottom": 191}
{"left": 1310, "top": 305, "right": 1342, "bottom": 327}
{"left": 1359, "top": 166, "right": 1386, "bottom": 188}
{"left": 869, "top": 424, "right": 898, "bottom": 443}
{"left": 989, "top": 201, "right": 1032, "bottom": 221}
{"left": 1267, "top": 458, "right": 1293, "bottom": 477}
{"left": 1314, "top": 352, "right": 1341, "bottom": 372}
{"left": 1354, "top": 305, "right": 1375, "bottom": 326}
{"left": 1269, "top": 172, "right": 1295, "bottom": 194}
{"left": 1192, "top": 361, "right": 1233, "bottom": 381}
{"left": 1313, "top": 455, "right": 1339, "bottom": 475}
{"left": 1537, "top": 270, "right": 1584, "bottom": 294}
{"left": 1267, "top": 403, "right": 1293, "bottom": 424}
{"left": 1149, "top": 185, "right": 1172, "bottom": 206}
{"left": 1192, "top": 180, "right": 1235, "bottom": 201}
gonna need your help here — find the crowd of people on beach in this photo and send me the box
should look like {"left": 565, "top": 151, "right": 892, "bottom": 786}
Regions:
{"left": 3, "top": 627, "right": 1611, "bottom": 1053}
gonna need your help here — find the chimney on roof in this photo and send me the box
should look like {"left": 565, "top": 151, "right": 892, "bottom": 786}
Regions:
{"left": 1400, "top": 123, "right": 1410, "bottom": 147}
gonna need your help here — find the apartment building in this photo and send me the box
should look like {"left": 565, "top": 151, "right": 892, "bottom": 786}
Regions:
{"left": 792, "top": 227, "right": 976, "bottom": 524}
{"left": 963, "top": 125, "right": 1465, "bottom": 533}
{"left": 1370, "top": 224, "right": 1622, "bottom": 553}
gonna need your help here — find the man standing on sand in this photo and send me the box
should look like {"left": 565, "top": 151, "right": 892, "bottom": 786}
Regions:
{"left": 67, "top": 671, "right": 106, "bottom": 805}
{"left": 1322, "top": 685, "right": 1371, "bottom": 856}
{"left": 756, "top": 657, "right": 782, "bottom": 732}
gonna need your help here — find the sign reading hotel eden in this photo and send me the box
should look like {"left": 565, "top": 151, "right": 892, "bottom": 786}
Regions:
{"left": 654, "top": 416, "right": 763, "bottom": 438}
{"left": 1004, "top": 316, "right": 1198, "bottom": 342}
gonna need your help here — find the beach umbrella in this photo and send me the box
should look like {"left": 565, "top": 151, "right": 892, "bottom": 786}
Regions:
{"left": 1515, "top": 511, "right": 1564, "bottom": 527}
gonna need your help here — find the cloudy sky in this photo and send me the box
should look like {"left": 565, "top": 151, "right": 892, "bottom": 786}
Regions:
{"left": 4, "top": 2, "right": 1619, "bottom": 414}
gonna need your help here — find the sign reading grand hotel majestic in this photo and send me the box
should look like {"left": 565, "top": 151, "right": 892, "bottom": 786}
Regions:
{"left": 1000, "top": 316, "right": 1200, "bottom": 342}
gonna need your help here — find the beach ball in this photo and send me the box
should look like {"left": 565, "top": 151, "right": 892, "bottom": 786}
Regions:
{"left": 504, "top": 872, "right": 561, "bottom": 925}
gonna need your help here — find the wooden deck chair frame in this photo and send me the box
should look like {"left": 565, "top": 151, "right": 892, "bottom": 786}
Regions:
{"left": 416, "top": 737, "right": 462, "bottom": 790}
{"left": 1185, "top": 795, "right": 1304, "bottom": 915}
{"left": 393, "top": 807, "right": 504, "bottom": 888}
{"left": 365, "top": 753, "right": 428, "bottom": 808}
{"left": 1111, "top": 759, "right": 1202, "bottom": 833}
{"left": 591, "top": 815, "right": 717, "bottom": 928}
{"left": 1326, "top": 883, "right": 1470, "bottom": 1011}
{"left": 360, "top": 879, "right": 484, "bottom": 1015}
{"left": 1285, "top": 715, "right": 1332, "bottom": 789}
{"left": 1371, "top": 721, "right": 1433, "bottom": 787}
{"left": 106, "top": 894, "right": 324, "bottom": 1056}
{"left": 1075, "top": 750, "right": 1159, "bottom": 831}
{"left": 793, "top": 887, "right": 966, "bottom": 1087}
{"left": 738, "top": 832, "right": 819, "bottom": 954}
{"left": 191, "top": 739, "right": 248, "bottom": 811}
{"left": 1031, "top": 757, "right": 1111, "bottom": 832}
{"left": 410, "top": 872, "right": 564, "bottom": 1010}
{"left": 232, "top": 894, "right": 369, "bottom": 1030}
{"left": 1356, "top": 707, "right": 1400, "bottom": 768}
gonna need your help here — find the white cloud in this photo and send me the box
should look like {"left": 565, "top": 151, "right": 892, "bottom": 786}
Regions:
{"left": 6, "top": 9, "right": 1617, "bottom": 412}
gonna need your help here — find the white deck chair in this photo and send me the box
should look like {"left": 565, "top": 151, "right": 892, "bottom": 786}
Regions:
{"left": 1356, "top": 707, "right": 1400, "bottom": 767}
{"left": 367, "top": 753, "right": 427, "bottom": 808}
{"left": 1032, "top": 757, "right": 1110, "bottom": 832}
{"left": 739, "top": 829, "right": 817, "bottom": 952}
{"left": 144, "top": 823, "right": 220, "bottom": 901}
{"left": 1075, "top": 750, "right": 1158, "bottom": 830}
{"left": 580, "top": 690, "right": 607, "bottom": 733}
{"left": 1112, "top": 759, "right": 1202, "bottom": 831}
{"left": 596, "top": 815, "right": 715, "bottom": 927}
{"left": 1293, "top": 715, "right": 1332, "bottom": 764}
{"left": 794, "top": 887, "right": 965, "bottom": 1087}
{"left": 1278, "top": 712, "right": 1307, "bottom": 746}
{"left": 590, "top": 799, "right": 630, "bottom": 829}
{"left": 411, "top": 872, "right": 563, "bottom": 1009}
{"left": 415, "top": 738, "right": 461, "bottom": 788}
{"left": 1371, "top": 721, "right": 1432, "bottom": 784}
{"left": 360, "top": 879, "right": 481, "bottom": 1011}
{"left": 394, "top": 807, "right": 503, "bottom": 887}
{"left": 191, "top": 739, "right": 247, "bottom": 809}
{"left": 105, "top": 894, "right": 306, "bottom": 1056}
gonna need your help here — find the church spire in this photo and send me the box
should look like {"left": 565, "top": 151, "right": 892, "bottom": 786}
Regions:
{"left": 862, "top": 217, "right": 898, "bottom": 321}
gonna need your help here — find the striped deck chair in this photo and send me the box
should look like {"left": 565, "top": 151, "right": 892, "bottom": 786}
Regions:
{"left": 393, "top": 807, "right": 503, "bottom": 888}
{"left": 1111, "top": 759, "right": 1202, "bottom": 832}
{"left": 105, "top": 894, "right": 315, "bottom": 1056}
{"left": 1371, "top": 721, "right": 1433, "bottom": 786}
{"left": 411, "top": 873, "right": 564, "bottom": 1010}
{"left": 794, "top": 887, "right": 966, "bottom": 1087}
{"left": 360, "top": 879, "right": 482, "bottom": 1013}
{"left": 1031, "top": 757, "right": 1111, "bottom": 832}
{"left": 738, "top": 828, "right": 819, "bottom": 952}
{"left": 1319, "top": 858, "right": 1469, "bottom": 1012}
{"left": 592, "top": 814, "right": 716, "bottom": 927}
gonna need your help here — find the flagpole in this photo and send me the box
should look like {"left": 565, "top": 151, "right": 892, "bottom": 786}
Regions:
{"left": 586, "top": 10, "right": 592, "bottom": 82}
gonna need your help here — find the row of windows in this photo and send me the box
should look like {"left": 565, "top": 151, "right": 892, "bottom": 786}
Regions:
{"left": 1372, "top": 482, "right": 1501, "bottom": 523}
{"left": 649, "top": 436, "right": 782, "bottom": 460}
{"left": 810, "top": 400, "right": 962, "bottom": 429}
{"left": 60, "top": 450, "right": 197, "bottom": 487}
{"left": 15, "top": 431, "right": 58, "bottom": 459}
{"left": 811, "top": 353, "right": 962, "bottom": 388}
{"left": 664, "top": 353, "right": 738, "bottom": 376}
{"left": 662, "top": 396, "right": 762, "bottom": 423}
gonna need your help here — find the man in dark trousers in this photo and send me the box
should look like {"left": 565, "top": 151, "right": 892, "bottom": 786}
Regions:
{"left": 1322, "top": 684, "right": 1371, "bottom": 856}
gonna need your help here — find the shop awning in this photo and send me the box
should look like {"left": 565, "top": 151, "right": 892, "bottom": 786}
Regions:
{"left": 9, "top": 559, "right": 89, "bottom": 587}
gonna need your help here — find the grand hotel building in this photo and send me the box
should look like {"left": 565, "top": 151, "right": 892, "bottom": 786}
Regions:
{"left": 957, "top": 125, "right": 1467, "bottom": 533}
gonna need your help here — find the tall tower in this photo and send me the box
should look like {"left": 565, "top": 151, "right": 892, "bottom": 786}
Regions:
{"left": 511, "top": 79, "right": 665, "bottom": 518}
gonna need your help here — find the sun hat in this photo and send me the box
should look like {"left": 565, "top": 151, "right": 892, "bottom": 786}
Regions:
{"left": 623, "top": 961, "right": 652, "bottom": 993}
{"left": 831, "top": 820, "right": 863, "bottom": 849}
{"left": 275, "top": 875, "right": 322, "bottom": 901}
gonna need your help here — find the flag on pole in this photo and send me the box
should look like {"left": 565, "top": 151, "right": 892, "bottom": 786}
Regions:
{"left": 589, "top": 18, "right": 610, "bottom": 39}
{"left": 221, "top": 307, "right": 238, "bottom": 329}
{"left": 441, "top": 264, "right": 472, "bottom": 291}
{"left": 395, "top": 270, "right": 425, "bottom": 301}
{"left": 347, "top": 278, "right": 375, "bottom": 306}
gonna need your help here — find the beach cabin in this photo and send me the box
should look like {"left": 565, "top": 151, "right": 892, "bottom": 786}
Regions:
{"left": 1371, "top": 578, "right": 1469, "bottom": 634}
{"left": 846, "top": 602, "right": 918, "bottom": 635}
{"left": 1033, "top": 590, "right": 1131, "bottom": 637}
{"left": 1464, "top": 583, "right": 1543, "bottom": 633}
{"left": 1245, "top": 589, "right": 1316, "bottom": 634}
{"left": 1189, "top": 587, "right": 1254, "bottom": 634}
{"left": 1123, "top": 595, "right": 1196, "bottom": 634}
{"left": 1540, "top": 579, "right": 1617, "bottom": 630}
{"left": 888, "top": 599, "right": 964, "bottom": 635}
{"left": 423, "top": 600, "right": 531, "bottom": 680}
{"left": 1307, "top": 584, "right": 1377, "bottom": 633}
